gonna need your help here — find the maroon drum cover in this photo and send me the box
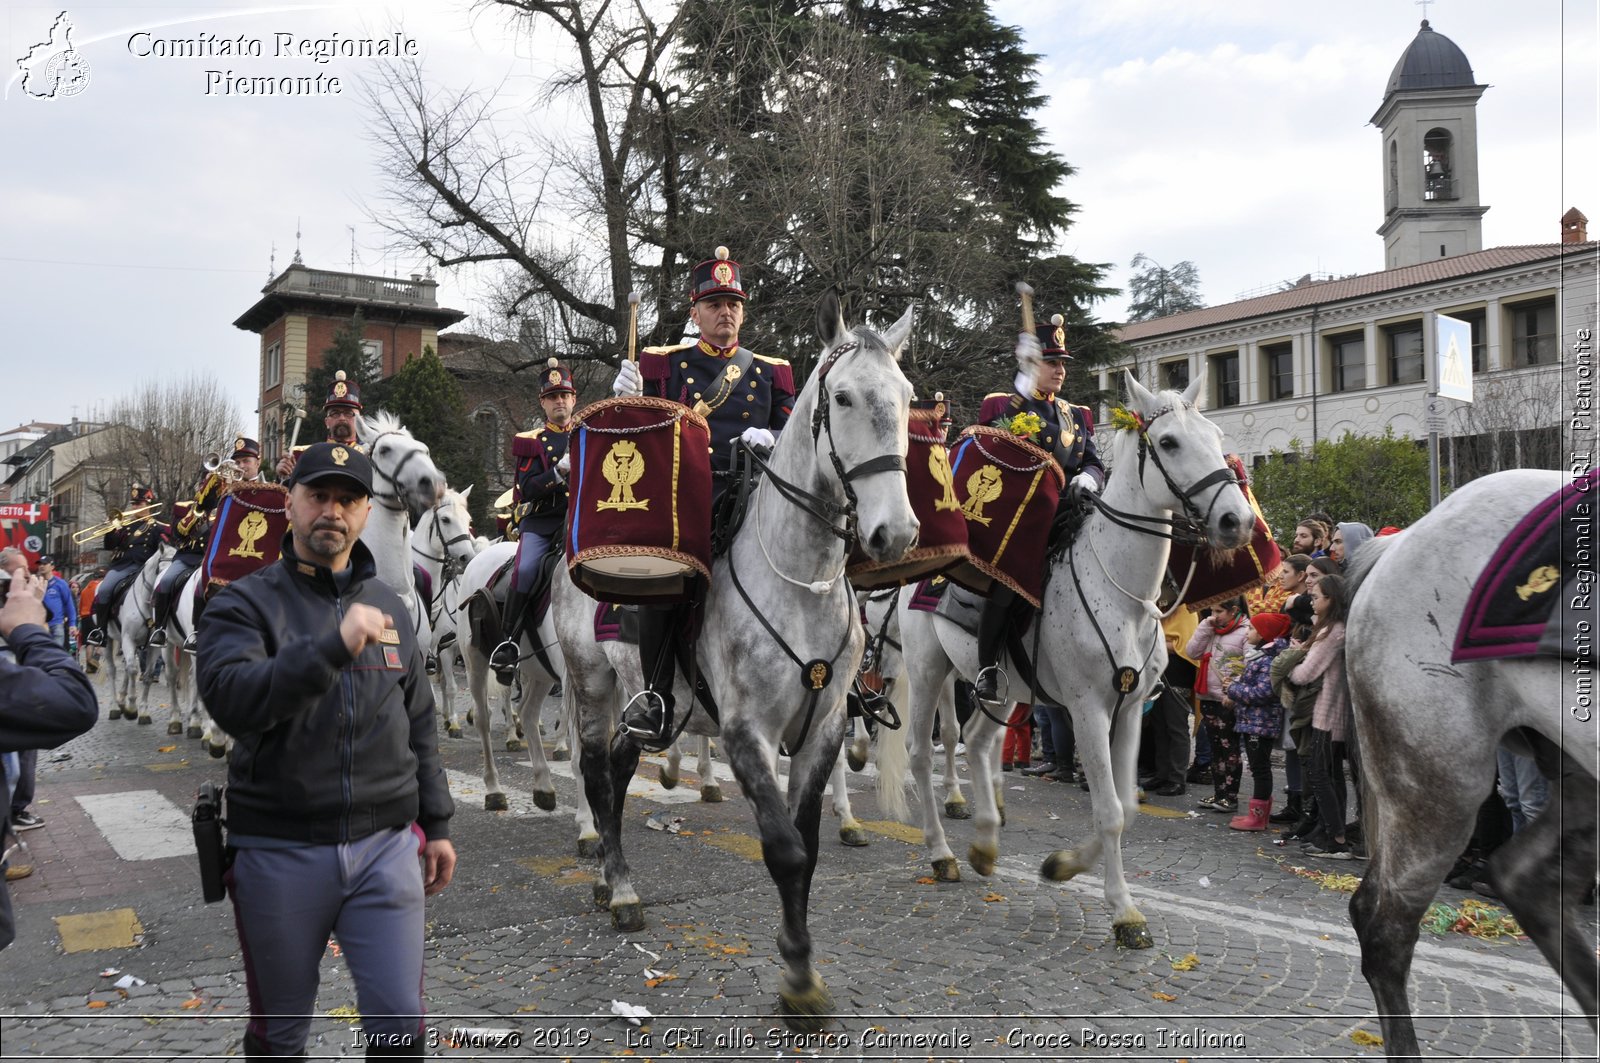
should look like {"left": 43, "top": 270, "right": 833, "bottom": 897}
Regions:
{"left": 565, "top": 396, "right": 713, "bottom": 604}
{"left": 1168, "top": 455, "right": 1281, "bottom": 612}
{"left": 202, "top": 482, "right": 290, "bottom": 594}
{"left": 847, "top": 405, "right": 971, "bottom": 590}
{"left": 944, "top": 426, "right": 1064, "bottom": 608}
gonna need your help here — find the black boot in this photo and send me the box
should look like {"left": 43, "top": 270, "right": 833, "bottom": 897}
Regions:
{"left": 973, "top": 587, "right": 1014, "bottom": 703}
{"left": 147, "top": 591, "right": 171, "bottom": 647}
{"left": 1269, "top": 791, "right": 1302, "bottom": 824}
{"left": 490, "top": 586, "right": 529, "bottom": 683}
{"left": 621, "top": 606, "right": 677, "bottom": 742}
{"left": 1288, "top": 796, "right": 1319, "bottom": 840}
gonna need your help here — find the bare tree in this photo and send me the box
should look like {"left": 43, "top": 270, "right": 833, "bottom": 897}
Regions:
{"left": 1445, "top": 367, "right": 1565, "bottom": 485}
{"left": 87, "top": 374, "right": 242, "bottom": 517}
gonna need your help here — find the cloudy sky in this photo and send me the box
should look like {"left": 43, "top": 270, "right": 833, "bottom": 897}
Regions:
{"left": 1, "top": 0, "right": 1593, "bottom": 442}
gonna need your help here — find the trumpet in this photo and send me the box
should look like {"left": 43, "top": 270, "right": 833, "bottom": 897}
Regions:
{"left": 73, "top": 503, "right": 163, "bottom": 544}
{"left": 203, "top": 452, "right": 244, "bottom": 483}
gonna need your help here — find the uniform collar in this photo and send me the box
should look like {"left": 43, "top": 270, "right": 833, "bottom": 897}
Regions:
{"left": 1030, "top": 388, "right": 1057, "bottom": 402}
{"left": 697, "top": 339, "right": 739, "bottom": 359}
{"left": 543, "top": 421, "right": 571, "bottom": 434}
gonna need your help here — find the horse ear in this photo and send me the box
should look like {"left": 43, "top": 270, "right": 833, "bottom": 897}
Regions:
{"left": 1181, "top": 366, "right": 1206, "bottom": 409}
{"left": 881, "top": 303, "right": 916, "bottom": 362}
{"left": 1124, "top": 369, "right": 1157, "bottom": 414}
{"left": 816, "top": 289, "right": 846, "bottom": 349}
{"left": 458, "top": 484, "right": 473, "bottom": 503}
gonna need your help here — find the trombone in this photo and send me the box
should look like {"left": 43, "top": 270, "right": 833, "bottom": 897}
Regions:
{"left": 73, "top": 503, "right": 163, "bottom": 544}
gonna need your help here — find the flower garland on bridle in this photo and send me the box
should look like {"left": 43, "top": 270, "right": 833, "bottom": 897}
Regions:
{"left": 1108, "top": 406, "right": 1145, "bottom": 434}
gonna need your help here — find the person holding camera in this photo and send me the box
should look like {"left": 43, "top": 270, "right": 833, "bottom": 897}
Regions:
{"left": 196, "top": 442, "right": 454, "bottom": 1059}
{"left": 0, "top": 565, "right": 99, "bottom": 947}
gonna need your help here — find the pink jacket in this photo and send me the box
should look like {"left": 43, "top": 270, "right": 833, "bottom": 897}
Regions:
{"left": 1289, "top": 622, "right": 1349, "bottom": 742}
{"left": 1185, "top": 616, "right": 1250, "bottom": 700}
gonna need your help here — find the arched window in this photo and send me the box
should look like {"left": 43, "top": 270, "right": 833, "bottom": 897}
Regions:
{"left": 1388, "top": 140, "right": 1398, "bottom": 193}
{"left": 471, "top": 405, "right": 501, "bottom": 474}
{"left": 1423, "top": 128, "right": 1455, "bottom": 201}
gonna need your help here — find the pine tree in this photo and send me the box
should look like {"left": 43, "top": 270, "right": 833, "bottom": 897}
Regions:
{"left": 1127, "top": 254, "right": 1205, "bottom": 322}
{"left": 383, "top": 346, "right": 489, "bottom": 528}
{"left": 302, "top": 311, "right": 386, "bottom": 416}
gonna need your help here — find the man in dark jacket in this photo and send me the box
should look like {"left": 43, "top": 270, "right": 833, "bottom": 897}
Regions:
{"left": 0, "top": 567, "right": 99, "bottom": 948}
{"left": 197, "top": 442, "right": 455, "bottom": 1059}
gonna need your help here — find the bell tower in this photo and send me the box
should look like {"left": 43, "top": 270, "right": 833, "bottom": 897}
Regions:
{"left": 1372, "top": 20, "right": 1488, "bottom": 268}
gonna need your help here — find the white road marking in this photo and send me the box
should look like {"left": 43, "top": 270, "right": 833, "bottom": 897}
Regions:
{"left": 75, "top": 790, "right": 195, "bottom": 861}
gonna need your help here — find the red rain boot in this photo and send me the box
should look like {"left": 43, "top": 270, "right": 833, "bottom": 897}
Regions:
{"left": 1229, "top": 798, "right": 1272, "bottom": 831}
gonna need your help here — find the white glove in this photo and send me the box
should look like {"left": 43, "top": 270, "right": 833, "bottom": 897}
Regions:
{"left": 1070, "top": 471, "right": 1100, "bottom": 497}
{"left": 1014, "top": 330, "right": 1042, "bottom": 372}
{"left": 612, "top": 360, "right": 642, "bottom": 397}
{"left": 555, "top": 453, "right": 571, "bottom": 481}
{"left": 740, "top": 427, "right": 776, "bottom": 449}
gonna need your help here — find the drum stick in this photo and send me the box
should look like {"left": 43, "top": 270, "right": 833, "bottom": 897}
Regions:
{"left": 627, "top": 291, "right": 641, "bottom": 364}
{"left": 1015, "top": 281, "right": 1035, "bottom": 335}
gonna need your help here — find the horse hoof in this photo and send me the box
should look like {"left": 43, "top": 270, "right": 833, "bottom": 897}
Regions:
{"left": 778, "top": 972, "right": 834, "bottom": 1034}
{"left": 534, "top": 790, "right": 557, "bottom": 812}
{"left": 592, "top": 882, "right": 611, "bottom": 908}
{"left": 504, "top": 738, "right": 525, "bottom": 752}
{"left": 447, "top": 726, "right": 462, "bottom": 739}
{"left": 1040, "top": 850, "right": 1085, "bottom": 882}
{"left": 700, "top": 784, "right": 723, "bottom": 804}
{"left": 107, "top": 708, "right": 122, "bottom": 721}
{"left": 968, "top": 844, "right": 997, "bottom": 877}
{"left": 1114, "top": 922, "right": 1154, "bottom": 950}
{"left": 485, "top": 792, "right": 510, "bottom": 811}
{"left": 576, "top": 836, "right": 601, "bottom": 859}
{"left": 186, "top": 725, "right": 202, "bottom": 739}
{"left": 207, "top": 742, "right": 226, "bottom": 760}
{"left": 550, "top": 746, "right": 570, "bottom": 762}
{"left": 465, "top": 710, "right": 475, "bottom": 726}
{"left": 944, "top": 797, "right": 971, "bottom": 820}
{"left": 138, "top": 715, "right": 153, "bottom": 725}
{"left": 167, "top": 721, "right": 183, "bottom": 735}
{"left": 839, "top": 826, "right": 869, "bottom": 848}
{"left": 931, "top": 857, "right": 961, "bottom": 882}
{"left": 846, "top": 747, "right": 868, "bottom": 773}
{"left": 658, "top": 771, "right": 679, "bottom": 791}
{"left": 611, "top": 902, "right": 645, "bottom": 933}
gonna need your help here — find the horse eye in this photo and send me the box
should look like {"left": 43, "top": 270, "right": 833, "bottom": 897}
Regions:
{"left": 378, "top": 445, "right": 390, "bottom": 456}
{"left": 1159, "top": 436, "right": 1178, "bottom": 451}
{"left": 834, "top": 392, "right": 853, "bottom": 408}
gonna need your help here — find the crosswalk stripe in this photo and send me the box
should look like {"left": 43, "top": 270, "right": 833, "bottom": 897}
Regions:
{"left": 75, "top": 790, "right": 194, "bottom": 861}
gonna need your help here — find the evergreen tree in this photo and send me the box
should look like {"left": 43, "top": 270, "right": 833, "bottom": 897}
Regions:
{"left": 302, "top": 311, "right": 387, "bottom": 417}
{"left": 383, "top": 346, "right": 489, "bottom": 529}
{"left": 1127, "top": 254, "right": 1204, "bottom": 322}
{"left": 1250, "top": 428, "right": 1432, "bottom": 538}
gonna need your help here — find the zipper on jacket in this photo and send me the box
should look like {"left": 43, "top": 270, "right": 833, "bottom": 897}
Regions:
{"left": 334, "top": 590, "right": 355, "bottom": 841}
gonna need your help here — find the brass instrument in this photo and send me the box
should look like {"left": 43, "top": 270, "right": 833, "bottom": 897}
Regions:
{"left": 203, "top": 451, "right": 244, "bottom": 482}
{"left": 73, "top": 503, "right": 163, "bottom": 544}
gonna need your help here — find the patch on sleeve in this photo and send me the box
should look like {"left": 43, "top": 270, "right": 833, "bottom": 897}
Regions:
{"left": 382, "top": 646, "right": 404, "bottom": 670}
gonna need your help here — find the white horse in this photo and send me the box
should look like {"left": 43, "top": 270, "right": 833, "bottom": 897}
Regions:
{"left": 556, "top": 292, "right": 918, "bottom": 1029}
{"left": 357, "top": 411, "right": 445, "bottom": 635}
{"left": 412, "top": 486, "right": 480, "bottom": 733}
{"left": 877, "top": 371, "right": 1253, "bottom": 949}
{"left": 159, "top": 569, "right": 211, "bottom": 744}
{"left": 1344, "top": 469, "right": 1598, "bottom": 1060}
{"left": 104, "top": 544, "right": 176, "bottom": 724}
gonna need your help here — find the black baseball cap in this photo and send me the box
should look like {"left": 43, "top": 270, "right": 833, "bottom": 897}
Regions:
{"left": 288, "top": 442, "right": 373, "bottom": 496}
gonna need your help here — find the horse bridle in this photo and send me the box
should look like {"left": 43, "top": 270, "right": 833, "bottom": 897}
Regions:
{"left": 1083, "top": 401, "right": 1239, "bottom": 548}
{"left": 414, "top": 502, "right": 474, "bottom": 580}
{"left": 364, "top": 429, "right": 430, "bottom": 513}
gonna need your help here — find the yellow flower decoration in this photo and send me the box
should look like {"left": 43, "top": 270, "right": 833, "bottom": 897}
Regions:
{"left": 1004, "top": 411, "right": 1044, "bottom": 439}
{"left": 1109, "top": 405, "right": 1145, "bottom": 434}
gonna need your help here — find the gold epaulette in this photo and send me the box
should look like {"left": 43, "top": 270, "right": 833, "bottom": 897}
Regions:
{"left": 752, "top": 352, "right": 789, "bottom": 366}
{"left": 984, "top": 391, "right": 1010, "bottom": 401}
{"left": 513, "top": 428, "right": 543, "bottom": 440}
{"left": 641, "top": 340, "right": 698, "bottom": 355}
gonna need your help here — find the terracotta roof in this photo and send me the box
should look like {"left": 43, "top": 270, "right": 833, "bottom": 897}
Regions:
{"left": 1116, "top": 243, "right": 1595, "bottom": 342}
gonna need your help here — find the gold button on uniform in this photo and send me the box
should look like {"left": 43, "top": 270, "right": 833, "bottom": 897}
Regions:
{"left": 693, "top": 392, "right": 702, "bottom": 400}
{"left": 742, "top": 411, "right": 751, "bottom": 419}
{"left": 686, "top": 376, "right": 695, "bottom": 384}
{"left": 680, "top": 361, "right": 689, "bottom": 368}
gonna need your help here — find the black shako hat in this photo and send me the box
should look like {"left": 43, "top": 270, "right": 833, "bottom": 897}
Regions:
{"left": 689, "top": 245, "right": 746, "bottom": 304}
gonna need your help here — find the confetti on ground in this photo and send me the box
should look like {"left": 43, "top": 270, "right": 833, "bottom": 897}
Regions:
{"left": 915, "top": 876, "right": 937, "bottom": 885}
{"left": 326, "top": 1006, "right": 360, "bottom": 1023}
{"left": 157, "top": 745, "right": 176, "bottom": 753}
{"left": 1421, "top": 899, "right": 1524, "bottom": 940}
{"left": 982, "top": 892, "right": 1005, "bottom": 903}
{"left": 1350, "top": 1030, "right": 1384, "bottom": 1047}
{"left": 1151, "top": 991, "right": 1177, "bottom": 1002}
{"left": 1170, "top": 953, "right": 1200, "bottom": 972}
{"left": 179, "top": 997, "right": 203, "bottom": 1010}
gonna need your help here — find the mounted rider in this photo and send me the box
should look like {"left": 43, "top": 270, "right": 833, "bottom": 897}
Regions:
{"left": 971, "top": 312, "right": 1106, "bottom": 704}
{"left": 609, "top": 246, "right": 797, "bottom": 740}
{"left": 148, "top": 438, "right": 262, "bottom": 649}
{"left": 274, "top": 370, "right": 365, "bottom": 480}
{"left": 84, "top": 484, "right": 164, "bottom": 646}
{"left": 489, "top": 359, "right": 577, "bottom": 679}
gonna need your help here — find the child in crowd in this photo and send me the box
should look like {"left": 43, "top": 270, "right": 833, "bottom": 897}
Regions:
{"left": 1223, "top": 613, "right": 1291, "bottom": 830}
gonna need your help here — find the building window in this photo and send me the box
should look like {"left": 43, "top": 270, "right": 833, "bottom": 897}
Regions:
{"left": 265, "top": 341, "right": 282, "bottom": 389}
{"left": 1161, "top": 360, "right": 1190, "bottom": 392}
{"left": 1509, "top": 298, "right": 1557, "bottom": 366}
{"left": 1209, "top": 351, "right": 1240, "bottom": 407}
{"left": 1385, "top": 323, "right": 1425, "bottom": 385}
{"left": 1329, "top": 332, "right": 1366, "bottom": 392}
{"left": 1262, "top": 342, "right": 1293, "bottom": 401}
{"left": 473, "top": 407, "right": 501, "bottom": 474}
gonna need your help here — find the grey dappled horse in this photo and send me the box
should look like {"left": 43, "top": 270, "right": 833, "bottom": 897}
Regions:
{"left": 555, "top": 292, "right": 917, "bottom": 1030}
{"left": 879, "top": 371, "right": 1253, "bottom": 949}
{"left": 1345, "top": 468, "right": 1598, "bottom": 1060}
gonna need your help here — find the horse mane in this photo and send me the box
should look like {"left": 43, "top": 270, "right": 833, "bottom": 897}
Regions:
{"left": 363, "top": 409, "right": 406, "bottom": 437}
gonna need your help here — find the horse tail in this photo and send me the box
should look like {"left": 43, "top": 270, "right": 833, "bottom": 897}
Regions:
{"left": 875, "top": 678, "right": 913, "bottom": 823}
{"left": 1343, "top": 532, "right": 1397, "bottom": 597}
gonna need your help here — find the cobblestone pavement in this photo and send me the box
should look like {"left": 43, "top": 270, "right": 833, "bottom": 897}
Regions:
{"left": 1, "top": 666, "right": 1595, "bottom": 1060}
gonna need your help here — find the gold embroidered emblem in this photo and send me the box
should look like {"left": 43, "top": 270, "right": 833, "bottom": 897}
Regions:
{"left": 1116, "top": 666, "right": 1138, "bottom": 694}
{"left": 378, "top": 629, "right": 401, "bottom": 645}
{"left": 1517, "top": 564, "right": 1561, "bottom": 601}
{"left": 1053, "top": 325, "right": 1066, "bottom": 349}
{"left": 234, "top": 436, "right": 246, "bottom": 452}
{"left": 596, "top": 440, "right": 649, "bottom": 512}
{"left": 960, "top": 465, "right": 1004, "bottom": 526}
{"left": 712, "top": 262, "right": 734, "bottom": 286}
{"left": 547, "top": 369, "right": 562, "bottom": 385}
{"left": 928, "top": 446, "right": 960, "bottom": 512}
{"left": 333, "top": 381, "right": 348, "bottom": 398}
{"left": 809, "top": 662, "right": 829, "bottom": 690}
{"left": 228, "top": 511, "right": 268, "bottom": 560}
{"left": 331, "top": 447, "right": 349, "bottom": 466}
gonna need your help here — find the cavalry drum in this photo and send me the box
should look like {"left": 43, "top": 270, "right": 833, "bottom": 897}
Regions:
{"left": 1167, "top": 453, "right": 1281, "bottom": 611}
{"left": 201, "top": 482, "right": 290, "bottom": 597}
{"left": 944, "top": 425, "right": 1064, "bottom": 608}
{"left": 848, "top": 399, "right": 970, "bottom": 590}
{"left": 565, "top": 396, "right": 713, "bottom": 604}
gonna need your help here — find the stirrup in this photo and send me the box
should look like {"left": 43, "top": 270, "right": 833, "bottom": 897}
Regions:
{"left": 85, "top": 628, "right": 106, "bottom": 647}
{"left": 618, "top": 689, "right": 671, "bottom": 744}
{"left": 489, "top": 640, "right": 520, "bottom": 684}
{"left": 147, "top": 629, "right": 168, "bottom": 648}
{"left": 181, "top": 633, "right": 198, "bottom": 655}
{"left": 973, "top": 664, "right": 1008, "bottom": 703}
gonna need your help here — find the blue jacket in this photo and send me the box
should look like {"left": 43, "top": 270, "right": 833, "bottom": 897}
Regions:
{"left": 1227, "top": 638, "right": 1287, "bottom": 736}
{"left": 42, "top": 576, "right": 76, "bottom": 628}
